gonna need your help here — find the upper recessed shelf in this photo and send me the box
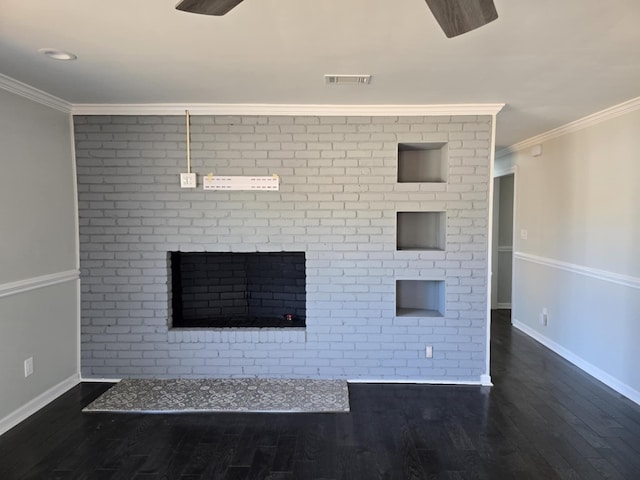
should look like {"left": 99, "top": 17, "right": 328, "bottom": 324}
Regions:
{"left": 397, "top": 142, "right": 448, "bottom": 183}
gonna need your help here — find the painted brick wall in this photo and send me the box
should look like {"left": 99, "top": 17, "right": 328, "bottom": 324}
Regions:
{"left": 75, "top": 114, "right": 492, "bottom": 381}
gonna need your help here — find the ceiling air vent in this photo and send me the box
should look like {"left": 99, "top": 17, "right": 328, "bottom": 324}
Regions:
{"left": 324, "top": 74, "right": 372, "bottom": 85}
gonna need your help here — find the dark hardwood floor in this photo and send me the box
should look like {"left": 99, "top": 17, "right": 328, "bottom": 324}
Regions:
{"left": 2, "top": 310, "right": 640, "bottom": 479}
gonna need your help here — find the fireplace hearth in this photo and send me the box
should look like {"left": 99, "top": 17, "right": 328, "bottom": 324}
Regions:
{"left": 170, "top": 252, "right": 306, "bottom": 328}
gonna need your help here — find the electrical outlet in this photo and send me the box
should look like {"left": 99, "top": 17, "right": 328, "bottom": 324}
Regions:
{"left": 520, "top": 229, "right": 528, "bottom": 240}
{"left": 540, "top": 307, "right": 548, "bottom": 326}
{"left": 425, "top": 345, "right": 433, "bottom": 359}
{"left": 24, "top": 357, "right": 33, "bottom": 377}
{"left": 180, "top": 172, "right": 196, "bottom": 188}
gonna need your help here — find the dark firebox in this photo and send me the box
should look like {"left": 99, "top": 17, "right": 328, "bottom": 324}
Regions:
{"left": 169, "top": 252, "right": 306, "bottom": 328}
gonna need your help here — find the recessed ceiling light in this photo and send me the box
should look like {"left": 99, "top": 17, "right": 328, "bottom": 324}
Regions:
{"left": 39, "top": 48, "right": 77, "bottom": 61}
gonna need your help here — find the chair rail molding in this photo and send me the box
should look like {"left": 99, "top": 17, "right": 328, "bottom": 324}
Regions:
{"left": 514, "top": 252, "right": 640, "bottom": 290}
{"left": 0, "top": 270, "right": 80, "bottom": 299}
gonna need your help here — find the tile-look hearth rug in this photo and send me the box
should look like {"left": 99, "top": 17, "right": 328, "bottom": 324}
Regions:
{"left": 83, "top": 378, "right": 350, "bottom": 413}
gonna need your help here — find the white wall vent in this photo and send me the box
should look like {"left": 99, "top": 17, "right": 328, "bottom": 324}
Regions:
{"left": 324, "top": 74, "right": 372, "bottom": 85}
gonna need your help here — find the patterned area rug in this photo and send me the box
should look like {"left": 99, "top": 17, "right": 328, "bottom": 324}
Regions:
{"left": 83, "top": 378, "right": 350, "bottom": 413}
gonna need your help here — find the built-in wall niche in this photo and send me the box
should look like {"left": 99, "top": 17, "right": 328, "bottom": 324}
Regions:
{"left": 397, "top": 142, "right": 448, "bottom": 183}
{"left": 396, "top": 280, "right": 445, "bottom": 317}
{"left": 397, "top": 211, "right": 446, "bottom": 251}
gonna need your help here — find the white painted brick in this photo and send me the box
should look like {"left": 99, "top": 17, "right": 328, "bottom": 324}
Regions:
{"left": 76, "top": 114, "right": 491, "bottom": 382}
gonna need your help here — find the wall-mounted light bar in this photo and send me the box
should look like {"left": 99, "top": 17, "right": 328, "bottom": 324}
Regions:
{"left": 202, "top": 174, "right": 280, "bottom": 191}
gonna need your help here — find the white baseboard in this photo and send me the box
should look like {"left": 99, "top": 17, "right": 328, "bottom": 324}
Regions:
{"left": 479, "top": 374, "right": 493, "bottom": 386}
{"left": 512, "top": 319, "right": 640, "bottom": 406}
{"left": 0, "top": 374, "right": 80, "bottom": 436}
{"left": 347, "top": 378, "right": 492, "bottom": 387}
{"left": 80, "top": 377, "right": 121, "bottom": 383}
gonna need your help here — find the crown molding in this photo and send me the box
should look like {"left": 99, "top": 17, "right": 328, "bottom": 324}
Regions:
{"left": 0, "top": 73, "right": 504, "bottom": 117}
{"left": 71, "top": 102, "right": 504, "bottom": 117}
{"left": 497, "top": 96, "right": 640, "bottom": 157}
{"left": 0, "top": 74, "right": 72, "bottom": 113}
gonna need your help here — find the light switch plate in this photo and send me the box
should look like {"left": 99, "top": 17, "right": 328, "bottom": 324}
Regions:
{"left": 180, "top": 173, "right": 196, "bottom": 188}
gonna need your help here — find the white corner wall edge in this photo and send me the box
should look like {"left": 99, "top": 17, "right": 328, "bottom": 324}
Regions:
{"left": 71, "top": 103, "right": 504, "bottom": 117}
{"left": 496, "top": 96, "right": 640, "bottom": 158}
{"left": 0, "top": 374, "right": 80, "bottom": 436}
{"left": 483, "top": 112, "right": 499, "bottom": 387}
{"left": 0, "top": 74, "right": 72, "bottom": 113}
{"left": 512, "top": 320, "right": 640, "bottom": 407}
{"left": 69, "top": 114, "right": 82, "bottom": 395}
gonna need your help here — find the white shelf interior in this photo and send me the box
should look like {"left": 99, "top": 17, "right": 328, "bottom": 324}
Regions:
{"left": 397, "top": 142, "right": 448, "bottom": 183}
{"left": 397, "top": 211, "right": 446, "bottom": 251}
{"left": 396, "top": 280, "right": 445, "bottom": 317}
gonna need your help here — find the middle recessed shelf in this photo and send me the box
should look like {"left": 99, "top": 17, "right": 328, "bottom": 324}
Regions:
{"left": 397, "top": 211, "right": 446, "bottom": 251}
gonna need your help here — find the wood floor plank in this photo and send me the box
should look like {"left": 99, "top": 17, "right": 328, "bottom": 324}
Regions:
{"left": 1, "top": 310, "right": 640, "bottom": 479}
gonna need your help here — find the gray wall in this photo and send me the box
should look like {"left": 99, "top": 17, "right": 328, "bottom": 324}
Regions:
{"left": 0, "top": 88, "right": 79, "bottom": 427}
{"left": 502, "top": 106, "right": 640, "bottom": 402}
{"left": 76, "top": 114, "right": 493, "bottom": 382}
{"left": 492, "top": 174, "right": 513, "bottom": 307}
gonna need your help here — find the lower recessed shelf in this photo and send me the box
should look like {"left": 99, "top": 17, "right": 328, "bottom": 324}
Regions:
{"left": 396, "top": 280, "right": 445, "bottom": 318}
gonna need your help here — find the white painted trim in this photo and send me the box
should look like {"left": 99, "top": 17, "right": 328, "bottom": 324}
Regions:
{"left": 0, "top": 374, "right": 79, "bottom": 436}
{"left": 512, "top": 320, "right": 640, "bottom": 407}
{"left": 493, "top": 165, "right": 516, "bottom": 177}
{"left": 0, "top": 73, "right": 504, "bottom": 118}
{"left": 71, "top": 103, "right": 505, "bottom": 117}
{"left": 80, "top": 377, "right": 121, "bottom": 383}
{"left": 514, "top": 252, "right": 640, "bottom": 290}
{"left": 480, "top": 374, "right": 493, "bottom": 386}
{"left": 497, "top": 96, "right": 640, "bottom": 157}
{"left": 78, "top": 377, "right": 494, "bottom": 386}
{"left": 0, "top": 270, "right": 80, "bottom": 299}
{"left": 0, "top": 74, "right": 72, "bottom": 113}
{"left": 81, "top": 377, "right": 491, "bottom": 386}
{"left": 69, "top": 115, "right": 82, "bottom": 380}
{"left": 347, "top": 378, "right": 493, "bottom": 386}
{"left": 484, "top": 113, "right": 498, "bottom": 383}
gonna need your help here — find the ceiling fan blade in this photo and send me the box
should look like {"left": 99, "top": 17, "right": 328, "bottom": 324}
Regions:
{"left": 175, "top": 0, "right": 245, "bottom": 16}
{"left": 424, "top": 0, "right": 498, "bottom": 38}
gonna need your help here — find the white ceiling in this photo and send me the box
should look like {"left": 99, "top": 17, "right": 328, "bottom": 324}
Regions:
{"left": 1, "top": 0, "right": 639, "bottom": 149}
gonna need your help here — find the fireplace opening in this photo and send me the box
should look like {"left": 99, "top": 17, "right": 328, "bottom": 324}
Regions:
{"left": 170, "top": 252, "right": 306, "bottom": 328}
